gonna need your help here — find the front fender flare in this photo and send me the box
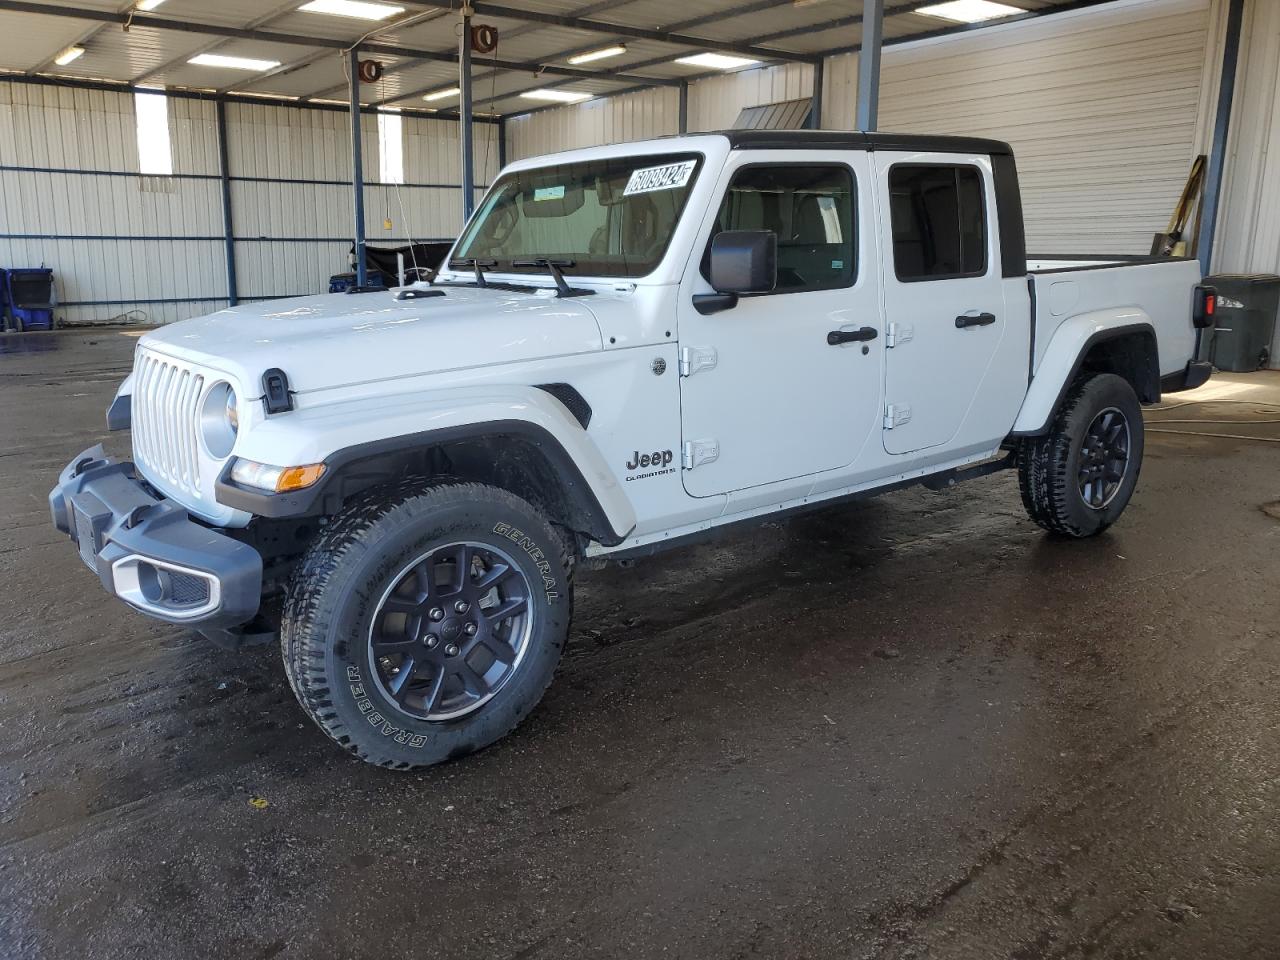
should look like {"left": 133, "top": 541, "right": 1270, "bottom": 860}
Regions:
{"left": 1010, "top": 313, "right": 1156, "bottom": 436}
{"left": 215, "top": 385, "right": 637, "bottom": 545}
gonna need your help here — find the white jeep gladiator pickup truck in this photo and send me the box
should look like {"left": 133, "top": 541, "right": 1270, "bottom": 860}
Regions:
{"left": 51, "top": 130, "right": 1215, "bottom": 768}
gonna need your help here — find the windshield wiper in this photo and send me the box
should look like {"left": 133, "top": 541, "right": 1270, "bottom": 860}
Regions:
{"left": 448, "top": 257, "right": 497, "bottom": 287}
{"left": 511, "top": 258, "right": 591, "bottom": 298}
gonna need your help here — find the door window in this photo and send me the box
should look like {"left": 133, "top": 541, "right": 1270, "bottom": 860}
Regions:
{"left": 705, "top": 165, "right": 856, "bottom": 293}
{"left": 888, "top": 165, "right": 987, "bottom": 281}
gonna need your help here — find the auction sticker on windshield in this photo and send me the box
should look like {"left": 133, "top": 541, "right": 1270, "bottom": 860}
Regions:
{"left": 624, "top": 159, "right": 697, "bottom": 196}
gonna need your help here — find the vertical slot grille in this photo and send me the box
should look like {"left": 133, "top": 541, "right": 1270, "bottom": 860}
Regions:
{"left": 131, "top": 350, "right": 205, "bottom": 497}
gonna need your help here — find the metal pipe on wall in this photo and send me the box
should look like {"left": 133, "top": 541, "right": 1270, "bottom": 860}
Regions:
{"left": 1197, "top": 0, "right": 1245, "bottom": 275}
{"left": 810, "top": 58, "right": 824, "bottom": 130}
{"left": 214, "top": 99, "right": 238, "bottom": 306}
{"left": 348, "top": 46, "right": 368, "bottom": 287}
{"left": 855, "top": 0, "right": 884, "bottom": 131}
{"left": 460, "top": 6, "right": 476, "bottom": 222}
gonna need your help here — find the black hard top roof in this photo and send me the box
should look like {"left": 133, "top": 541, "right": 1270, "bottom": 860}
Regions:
{"left": 714, "top": 129, "right": 1014, "bottom": 157}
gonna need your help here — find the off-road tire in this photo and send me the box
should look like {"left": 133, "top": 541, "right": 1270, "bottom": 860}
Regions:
{"left": 1018, "top": 372, "right": 1144, "bottom": 537}
{"left": 281, "top": 480, "right": 573, "bottom": 769}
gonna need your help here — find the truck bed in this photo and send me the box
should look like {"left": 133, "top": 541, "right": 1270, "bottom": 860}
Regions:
{"left": 1024, "top": 254, "right": 1201, "bottom": 380}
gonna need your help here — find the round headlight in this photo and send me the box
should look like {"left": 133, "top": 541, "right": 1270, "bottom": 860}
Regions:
{"left": 200, "top": 382, "right": 239, "bottom": 459}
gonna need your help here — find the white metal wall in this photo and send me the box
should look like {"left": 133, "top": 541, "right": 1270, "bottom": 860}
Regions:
{"left": 684, "top": 62, "right": 816, "bottom": 133}
{"left": 1212, "top": 0, "right": 1280, "bottom": 366}
{"left": 827, "top": 0, "right": 1214, "bottom": 255}
{"left": 0, "top": 83, "right": 224, "bottom": 325}
{"left": 1214, "top": 0, "right": 1280, "bottom": 276}
{"left": 226, "top": 102, "right": 499, "bottom": 303}
{"left": 0, "top": 81, "right": 498, "bottom": 325}
{"left": 506, "top": 87, "right": 678, "bottom": 162}
{"left": 507, "top": 0, "right": 1214, "bottom": 258}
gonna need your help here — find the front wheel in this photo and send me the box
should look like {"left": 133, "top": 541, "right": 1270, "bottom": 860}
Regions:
{"left": 1018, "top": 372, "right": 1145, "bottom": 537}
{"left": 281, "top": 480, "right": 573, "bottom": 769}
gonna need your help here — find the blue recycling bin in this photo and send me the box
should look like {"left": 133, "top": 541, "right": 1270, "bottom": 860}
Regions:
{"left": 4, "top": 268, "right": 56, "bottom": 331}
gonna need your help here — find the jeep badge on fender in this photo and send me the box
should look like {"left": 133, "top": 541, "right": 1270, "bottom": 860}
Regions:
{"left": 626, "top": 449, "right": 674, "bottom": 471}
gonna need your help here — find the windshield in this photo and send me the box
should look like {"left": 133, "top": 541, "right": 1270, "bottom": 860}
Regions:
{"left": 452, "top": 152, "right": 703, "bottom": 278}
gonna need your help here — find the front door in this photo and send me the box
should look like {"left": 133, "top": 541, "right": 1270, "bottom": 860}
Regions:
{"left": 676, "top": 152, "right": 884, "bottom": 498}
{"left": 876, "top": 154, "right": 1007, "bottom": 455}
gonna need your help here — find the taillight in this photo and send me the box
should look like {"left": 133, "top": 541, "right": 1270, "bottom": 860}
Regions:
{"left": 1193, "top": 285, "right": 1217, "bottom": 328}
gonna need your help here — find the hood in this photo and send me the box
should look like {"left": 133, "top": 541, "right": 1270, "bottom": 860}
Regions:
{"left": 138, "top": 285, "right": 604, "bottom": 394}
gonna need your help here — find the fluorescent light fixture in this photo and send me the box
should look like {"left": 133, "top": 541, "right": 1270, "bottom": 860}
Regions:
{"left": 567, "top": 44, "right": 626, "bottom": 65}
{"left": 914, "top": 0, "right": 1022, "bottom": 23}
{"left": 298, "top": 0, "right": 405, "bottom": 20}
{"left": 521, "top": 89, "right": 593, "bottom": 103}
{"left": 422, "top": 85, "right": 460, "bottom": 101}
{"left": 188, "top": 53, "right": 282, "bottom": 71}
{"left": 53, "top": 45, "right": 85, "bottom": 66}
{"left": 674, "top": 52, "right": 759, "bottom": 70}
{"left": 228, "top": 90, "right": 301, "bottom": 101}
{"left": 135, "top": 0, "right": 166, "bottom": 10}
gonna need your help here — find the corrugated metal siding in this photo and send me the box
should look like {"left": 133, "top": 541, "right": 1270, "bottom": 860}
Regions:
{"left": 504, "top": 65, "right": 817, "bottom": 161}
{"left": 1214, "top": 0, "right": 1280, "bottom": 276}
{"left": 506, "top": 87, "right": 679, "bottom": 162}
{"left": 825, "top": 0, "right": 1213, "bottom": 254}
{"left": 686, "top": 63, "right": 816, "bottom": 133}
{"left": 1213, "top": 0, "right": 1280, "bottom": 366}
{"left": 226, "top": 104, "right": 498, "bottom": 301}
{"left": 507, "top": 0, "right": 1212, "bottom": 258}
{"left": 0, "top": 83, "right": 224, "bottom": 325}
{"left": 0, "top": 82, "right": 497, "bottom": 324}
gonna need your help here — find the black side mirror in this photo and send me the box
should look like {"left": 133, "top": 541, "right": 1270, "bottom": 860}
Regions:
{"left": 694, "top": 230, "right": 778, "bottom": 316}
{"left": 709, "top": 230, "right": 777, "bottom": 293}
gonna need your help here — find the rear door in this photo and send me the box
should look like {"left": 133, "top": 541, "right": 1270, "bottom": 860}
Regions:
{"left": 876, "top": 154, "right": 1006, "bottom": 455}
{"left": 676, "top": 152, "right": 884, "bottom": 497}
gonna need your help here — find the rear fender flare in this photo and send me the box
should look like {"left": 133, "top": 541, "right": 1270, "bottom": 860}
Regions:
{"left": 1011, "top": 313, "right": 1157, "bottom": 436}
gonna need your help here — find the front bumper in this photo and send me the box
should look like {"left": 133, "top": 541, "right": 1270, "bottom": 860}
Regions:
{"left": 49, "top": 446, "right": 262, "bottom": 628}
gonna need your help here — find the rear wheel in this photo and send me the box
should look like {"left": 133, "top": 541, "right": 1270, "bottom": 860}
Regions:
{"left": 1018, "top": 372, "right": 1144, "bottom": 537}
{"left": 281, "top": 480, "right": 573, "bottom": 769}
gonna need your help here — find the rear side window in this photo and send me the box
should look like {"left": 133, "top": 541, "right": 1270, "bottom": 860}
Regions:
{"left": 888, "top": 165, "right": 987, "bottom": 281}
{"left": 705, "top": 164, "right": 856, "bottom": 293}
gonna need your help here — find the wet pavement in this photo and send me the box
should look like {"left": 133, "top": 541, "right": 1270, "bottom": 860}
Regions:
{"left": 2, "top": 330, "right": 1279, "bottom": 960}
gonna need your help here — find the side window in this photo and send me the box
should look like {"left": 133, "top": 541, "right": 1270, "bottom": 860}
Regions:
{"left": 706, "top": 165, "right": 856, "bottom": 293}
{"left": 888, "top": 165, "right": 987, "bottom": 281}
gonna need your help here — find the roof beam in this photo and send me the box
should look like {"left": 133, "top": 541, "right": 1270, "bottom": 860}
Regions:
{"left": 303, "top": 0, "right": 646, "bottom": 103}
{"left": 0, "top": 1, "right": 683, "bottom": 89}
{"left": 24, "top": 0, "right": 136, "bottom": 75}
{"left": 467, "top": 1, "right": 821, "bottom": 64}
{"left": 131, "top": 0, "right": 309, "bottom": 85}
{"left": 813, "top": 0, "right": 1120, "bottom": 58}
{"left": 224, "top": 7, "right": 450, "bottom": 95}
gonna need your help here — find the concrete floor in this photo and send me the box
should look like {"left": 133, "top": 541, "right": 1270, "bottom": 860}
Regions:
{"left": 2, "top": 330, "right": 1279, "bottom": 960}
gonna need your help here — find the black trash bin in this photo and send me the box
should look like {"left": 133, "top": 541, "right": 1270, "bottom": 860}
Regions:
{"left": 1199, "top": 274, "right": 1280, "bottom": 371}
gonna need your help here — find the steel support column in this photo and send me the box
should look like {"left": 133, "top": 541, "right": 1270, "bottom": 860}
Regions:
{"left": 214, "top": 99, "right": 238, "bottom": 306}
{"left": 348, "top": 46, "right": 367, "bottom": 287}
{"left": 855, "top": 0, "right": 884, "bottom": 131}
{"left": 460, "top": 6, "right": 476, "bottom": 222}
{"left": 678, "top": 81, "right": 689, "bottom": 134}
{"left": 810, "top": 58, "right": 824, "bottom": 130}
{"left": 1197, "top": 0, "right": 1245, "bottom": 275}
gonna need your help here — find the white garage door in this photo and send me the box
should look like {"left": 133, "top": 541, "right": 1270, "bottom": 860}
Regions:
{"left": 856, "top": 0, "right": 1214, "bottom": 255}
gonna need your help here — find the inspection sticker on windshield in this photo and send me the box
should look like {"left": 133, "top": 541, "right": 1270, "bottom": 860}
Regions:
{"left": 624, "top": 159, "right": 696, "bottom": 196}
{"left": 534, "top": 185, "right": 565, "bottom": 201}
